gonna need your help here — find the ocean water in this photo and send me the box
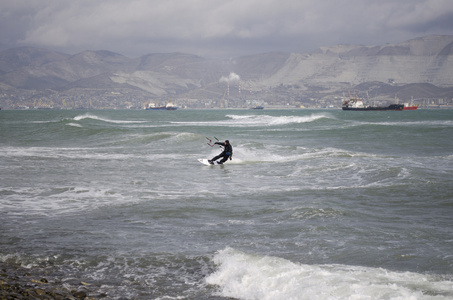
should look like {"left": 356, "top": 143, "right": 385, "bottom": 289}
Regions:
{"left": 1, "top": 109, "right": 452, "bottom": 299}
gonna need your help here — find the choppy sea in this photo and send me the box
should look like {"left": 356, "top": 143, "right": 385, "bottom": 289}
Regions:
{"left": 1, "top": 109, "right": 452, "bottom": 299}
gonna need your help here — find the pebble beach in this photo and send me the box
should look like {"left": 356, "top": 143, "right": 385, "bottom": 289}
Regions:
{"left": 0, "top": 262, "right": 103, "bottom": 300}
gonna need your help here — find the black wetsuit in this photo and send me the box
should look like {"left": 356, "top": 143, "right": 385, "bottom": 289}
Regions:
{"left": 210, "top": 141, "right": 233, "bottom": 164}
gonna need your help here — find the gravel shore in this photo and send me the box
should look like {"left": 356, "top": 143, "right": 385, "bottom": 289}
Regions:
{"left": 0, "top": 262, "right": 106, "bottom": 300}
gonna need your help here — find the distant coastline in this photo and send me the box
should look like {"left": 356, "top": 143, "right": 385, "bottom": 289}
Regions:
{"left": 1, "top": 35, "right": 453, "bottom": 110}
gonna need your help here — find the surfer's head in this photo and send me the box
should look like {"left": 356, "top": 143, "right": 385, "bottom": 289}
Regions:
{"left": 225, "top": 140, "right": 229, "bottom": 144}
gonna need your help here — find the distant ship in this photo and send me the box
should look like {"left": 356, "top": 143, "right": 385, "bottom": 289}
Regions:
{"left": 251, "top": 105, "right": 264, "bottom": 110}
{"left": 145, "top": 101, "right": 178, "bottom": 110}
{"left": 403, "top": 103, "right": 418, "bottom": 110}
{"left": 342, "top": 94, "right": 403, "bottom": 111}
{"left": 164, "top": 101, "right": 178, "bottom": 110}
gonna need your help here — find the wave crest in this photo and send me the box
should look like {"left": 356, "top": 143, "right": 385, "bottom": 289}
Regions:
{"left": 207, "top": 247, "right": 453, "bottom": 300}
{"left": 73, "top": 113, "right": 146, "bottom": 124}
{"left": 225, "top": 113, "right": 332, "bottom": 126}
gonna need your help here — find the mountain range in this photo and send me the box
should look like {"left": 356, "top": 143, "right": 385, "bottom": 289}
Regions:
{"left": 1, "top": 35, "right": 453, "bottom": 109}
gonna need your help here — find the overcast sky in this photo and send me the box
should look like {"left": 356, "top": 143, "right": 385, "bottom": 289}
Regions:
{"left": 1, "top": 0, "right": 453, "bottom": 58}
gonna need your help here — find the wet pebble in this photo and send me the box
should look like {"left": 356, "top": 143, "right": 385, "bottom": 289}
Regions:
{"left": 0, "top": 262, "right": 103, "bottom": 299}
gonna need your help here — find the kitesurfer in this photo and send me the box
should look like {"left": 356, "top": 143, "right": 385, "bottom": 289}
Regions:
{"left": 209, "top": 140, "right": 233, "bottom": 165}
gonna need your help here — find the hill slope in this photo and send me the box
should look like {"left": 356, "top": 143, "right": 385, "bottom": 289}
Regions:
{"left": 0, "top": 35, "right": 452, "bottom": 108}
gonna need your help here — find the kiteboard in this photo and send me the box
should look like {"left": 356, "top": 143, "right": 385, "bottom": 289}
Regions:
{"left": 198, "top": 159, "right": 214, "bottom": 166}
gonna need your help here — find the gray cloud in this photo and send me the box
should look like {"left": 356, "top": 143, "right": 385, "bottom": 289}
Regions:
{"left": 1, "top": 0, "right": 453, "bottom": 57}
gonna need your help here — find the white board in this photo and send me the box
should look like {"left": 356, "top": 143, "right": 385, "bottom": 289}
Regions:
{"left": 198, "top": 158, "right": 213, "bottom": 165}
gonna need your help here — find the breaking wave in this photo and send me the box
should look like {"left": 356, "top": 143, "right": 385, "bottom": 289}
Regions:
{"left": 207, "top": 247, "right": 453, "bottom": 300}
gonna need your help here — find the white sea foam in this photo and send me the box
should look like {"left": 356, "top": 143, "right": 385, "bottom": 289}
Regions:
{"left": 66, "top": 122, "right": 83, "bottom": 127}
{"left": 173, "top": 113, "right": 332, "bottom": 127}
{"left": 0, "top": 186, "right": 125, "bottom": 217}
{"left": 227, "top": 113, "right": 332, "bottom": 126}
{"left": 207, "top": 247, "right": 453, "bottom": 300}
{"left": 73, "top": 113, "right": 147, "bottom": 124}
{"left": 0, "top": 146, "right": 134, "bottom": 160}
{"left": 226, "top": 145, "right": 375, "bottom": 167}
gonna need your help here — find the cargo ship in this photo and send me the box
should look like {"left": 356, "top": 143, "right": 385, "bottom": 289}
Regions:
{"left": 342, "top": 95, "right": 403, "bottom": 111}
{"left": 403, "top": 103, "right": 418, "bottom": 110}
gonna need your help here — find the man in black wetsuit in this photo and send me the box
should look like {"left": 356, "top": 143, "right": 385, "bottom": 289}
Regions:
{"left": 209, "top": 140, "right": 233, "bottom": 165}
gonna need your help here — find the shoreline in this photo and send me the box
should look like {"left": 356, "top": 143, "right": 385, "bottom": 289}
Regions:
{"left": 0, "top": 261, "right": 104, "bottom": 299}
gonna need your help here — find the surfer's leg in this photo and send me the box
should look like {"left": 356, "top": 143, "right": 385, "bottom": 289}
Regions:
{"left": 218, "top": 155, "right": 228, "bottom": 164}
{"left": 210, "top": 154, "right": 222, "bottom": 162}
